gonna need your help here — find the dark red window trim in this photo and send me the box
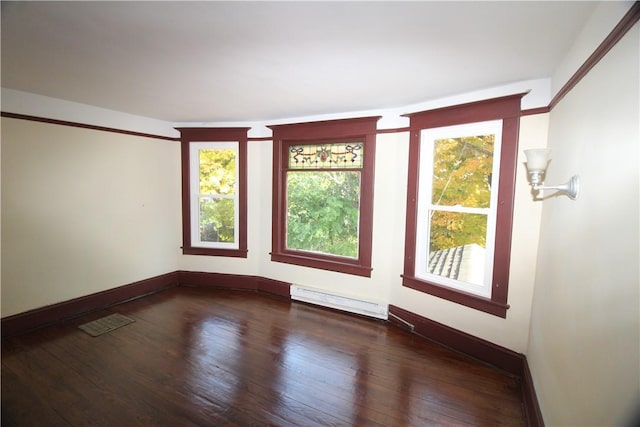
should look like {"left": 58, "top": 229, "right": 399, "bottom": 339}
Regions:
{"left": 401, "top": 94, "right": 525, "bottom": 318}
{"left": 177, "top": 127, "right": 249, "bottom": 258}
{"left": 269, "top": 117, "right": 380, "bottom": 277}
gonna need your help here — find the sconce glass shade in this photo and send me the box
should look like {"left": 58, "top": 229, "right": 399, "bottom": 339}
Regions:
{"left": 524, "top": 148, "right": 551, "bottom": 171}
{"left": 523, "top": 147, "right": 579, "bottom": 200}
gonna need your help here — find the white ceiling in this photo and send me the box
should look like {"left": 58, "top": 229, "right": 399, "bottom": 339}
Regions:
{"left": 1, "top": 1, "right": 598, "bottom": 123}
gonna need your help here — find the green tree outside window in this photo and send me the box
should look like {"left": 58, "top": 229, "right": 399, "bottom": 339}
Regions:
{"left": 198, "top": 148, "right": 236, "bottom": 243}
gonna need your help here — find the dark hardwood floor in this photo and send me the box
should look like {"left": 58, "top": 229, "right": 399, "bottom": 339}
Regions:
{"left": 2, "top": 287, "right": 527, "bottom": 426}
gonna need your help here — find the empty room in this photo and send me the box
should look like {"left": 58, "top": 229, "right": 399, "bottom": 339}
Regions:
{"left": 1, "top": 2, "right": 638, "bottom": 426}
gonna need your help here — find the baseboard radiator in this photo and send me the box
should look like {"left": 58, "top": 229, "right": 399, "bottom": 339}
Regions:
{"left": 290, "top": 285, "right": 388, "bottom": 320}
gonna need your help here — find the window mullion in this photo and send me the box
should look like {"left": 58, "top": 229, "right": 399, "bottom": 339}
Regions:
{"left": 428, "top": 205, "right": 491, "bottom": 215}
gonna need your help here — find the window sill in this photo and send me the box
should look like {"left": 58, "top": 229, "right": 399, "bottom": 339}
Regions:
{"left": 401, "top": 275, "right": 509, "bottom": 318}
{"left": 182, "top": 247, "right": 248, "bottom": 258}
{"left": 271, "top": 251, "right": 372, "bottom": 277}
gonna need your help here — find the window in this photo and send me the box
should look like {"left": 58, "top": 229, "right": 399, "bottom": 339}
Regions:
{"left": 415, "top": 120, "right": 502, "bottom": 298}
{"left": 189, "top": 142, "right": 239, "bottom": 249}
{"left": 270, "top": 117, "right": 379, "bottom": 277}
{"left": 178, "top": 127, "right": 248, "bottom": 257}
{"left": 402, "top": 94, "right": 524, "bottom": 317}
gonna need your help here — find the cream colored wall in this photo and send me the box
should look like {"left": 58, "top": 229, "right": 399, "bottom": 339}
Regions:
{"left": 1, "top": 117, "right": 181, "bottom": 317}
{"left": 527, "top": 24, "right": 639, "bottom": 426}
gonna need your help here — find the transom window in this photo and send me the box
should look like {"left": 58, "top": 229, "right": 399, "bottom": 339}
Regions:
{"left": 288, "top": 142, "right": 364, "bottom": 169}
{"left": 270, "top": 117, "right": 379, "bottom": 277}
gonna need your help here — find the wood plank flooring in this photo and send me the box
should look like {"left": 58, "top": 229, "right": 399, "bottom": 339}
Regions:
{"left": 2, "top": 287, "right": 527, "bottom": 426}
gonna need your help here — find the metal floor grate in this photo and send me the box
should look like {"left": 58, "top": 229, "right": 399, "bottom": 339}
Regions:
{"left": 78, "top": 313, "right": 135, "bottom": 337}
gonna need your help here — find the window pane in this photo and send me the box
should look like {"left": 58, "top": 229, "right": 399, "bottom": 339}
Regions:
{"left": 428, "top": 211, "right": 487, "bottom": 286}
{"left": 286, "top": 171, "right": 360, "bottom": 258}
{"left": 199, "top": 149, "right": 236, "bottom": 195}
{"left": 289, "top": 143, "right": 363, "bottom": 169}
{"left": 200, "top": 197, "right": 235, "bottom": 243}
{"left": 432, "top": 135, "right": 494, "bottom": 208}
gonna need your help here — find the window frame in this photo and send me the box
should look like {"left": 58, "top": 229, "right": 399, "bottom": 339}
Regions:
{"left": 402, "top": 94, "right": 524, "bottom": 318}
{"left": 415, "top": 120, "right": 503, "bottom": 298}
{"left": 269, "top": 117, "right": 380, "bottom": 277}
{"left": 178, "top": 127, "right": 249, "bottom": 258}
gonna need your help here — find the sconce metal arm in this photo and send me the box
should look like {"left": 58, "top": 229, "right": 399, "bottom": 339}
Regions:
{"left": 530, "top": 175, "right": 580, "bottom": 200}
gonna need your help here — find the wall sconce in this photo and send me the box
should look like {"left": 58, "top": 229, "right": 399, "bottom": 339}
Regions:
{"left": 524, "top": 148, "right": 580, "bottom": 200}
